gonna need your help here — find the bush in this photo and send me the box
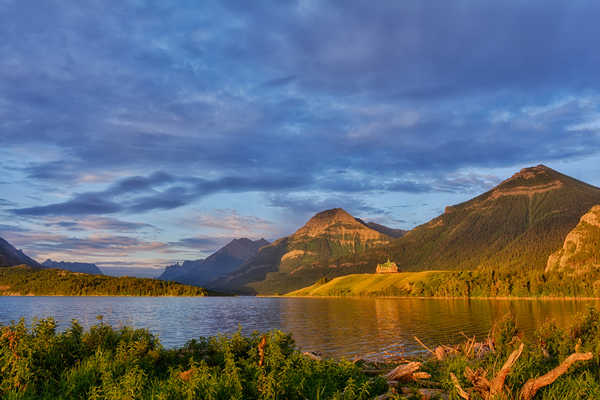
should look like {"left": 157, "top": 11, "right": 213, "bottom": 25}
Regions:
{"left": 0, "top": 319, "right": 387, "bottom": 399}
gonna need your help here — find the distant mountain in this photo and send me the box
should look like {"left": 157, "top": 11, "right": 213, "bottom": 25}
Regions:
{"left": 42, "top": 259, "right": 103, "bottom": 275}
{"left": 0, "top": 236, "right": 40, "bottom": 267}
{"left": 348, "top": 165, "right": 600, "bottom": 274}
{"left": 213, "top": 208, "right": 391, "bottom": 294}
{"left": 158, "top": 238, "right": 269, "bottom": 286}
{"left": 546, "top": 205, "right": 600, "bottom": 274}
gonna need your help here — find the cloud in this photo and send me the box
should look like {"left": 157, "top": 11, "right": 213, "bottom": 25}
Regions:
{"left": 43, "top": 217, "right": 155, "bottom": 233}
{"left": 0, "top": 198, "right": 15, "bottom": 207}
{"left": 13, "top": 194, "right": 122, "bottom": 216}
{"left": 192, "top": 209, "right": 275, "bottom": 237}
{"left": 0, "top": 223, "right": 29, "bottom": 233}
{"left": 267, "top": 193, "right": 391, "bottom": 220}
{"left": 11, "top": 172, "right": 311, "bottom": 216}
{"left": 3, "top": 0, "right": 600, "bottom": 194}
{"left": 4, "top": 231, "right": 168, "bottom": 261}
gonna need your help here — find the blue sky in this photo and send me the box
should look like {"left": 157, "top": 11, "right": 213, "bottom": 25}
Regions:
{"left": 2, "top": 0, "right": 600, "bottom": 277}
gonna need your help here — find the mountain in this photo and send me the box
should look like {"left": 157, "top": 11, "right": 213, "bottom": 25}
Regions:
{"left": 42, "top": 259, "right": 103, "bottom": 275}
{"left": 158, "top": 238, "right": 269, "bottom": 286}
{"left": 212, "top": 208, "right": 391, "bottom": 294}
{"left": 0, "top": 237, "right": 40, "bottom": 267}
{"left": 546, "top": 205, "right": 600, "bottom": 274}
{"left": 349, "top": 165, "right": 600, "bottom": 274}
{"left": 362, "top": 222, "right": 406, "bottom": 238}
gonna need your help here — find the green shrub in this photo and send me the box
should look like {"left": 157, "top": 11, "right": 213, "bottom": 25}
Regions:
{"left": 0, "top": 319, "right": 386, "bottom": 399}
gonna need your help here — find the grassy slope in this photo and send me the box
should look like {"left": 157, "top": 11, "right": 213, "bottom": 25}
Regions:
{"left": 287, "top": 271, "right": 453, "bottom": 297}
{"left": 0, "top": 265, "right": 210, "bottom": 296}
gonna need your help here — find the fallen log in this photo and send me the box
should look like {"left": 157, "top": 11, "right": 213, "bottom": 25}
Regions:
{"left": 520, "top": 352, "right": 593, "bottom": 400}
{"left": 489, "top": 342, "right": 524, "bottom": 397}
{"left": 385, "top": 361, "right": 422, "bottom": 381}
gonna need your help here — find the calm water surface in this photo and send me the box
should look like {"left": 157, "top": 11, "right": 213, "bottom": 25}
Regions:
{"left": 0, "top": 296, "right": 597, "bottom": 360}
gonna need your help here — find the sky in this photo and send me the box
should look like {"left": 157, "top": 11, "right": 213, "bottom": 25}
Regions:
{"left": 2, "top": 0, "right": 600, "bottom": 277}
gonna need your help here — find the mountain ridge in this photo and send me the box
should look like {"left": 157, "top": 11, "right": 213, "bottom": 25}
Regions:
{"left": 0, "top": 237, "right": 40, "bottom": 268}
{"left": 159, "top": 237, "right": 269, "bottom": 286}
{"left": 41, "top": 259, "right": 104, "bottom": 275}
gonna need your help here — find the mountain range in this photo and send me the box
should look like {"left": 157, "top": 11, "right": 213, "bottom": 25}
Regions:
{"left": 41, "top": 259, "right": 104, "bottom": 275}
{"left": 4, "top": 164, "right": 600, "bottom": 297}
{"left": 158, "top": 238, "right": 269, "bottom": 286}
{"left": 212, "top": 165, "right": 600, "bottom": 294}
{"left": 210, "top": 208, "right": 396, "bottom": 294}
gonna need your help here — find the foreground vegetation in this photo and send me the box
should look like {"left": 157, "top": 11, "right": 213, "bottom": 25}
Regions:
{"left": 0, "top": 318, "right": 386, "bottom": 399}
{"left": 288, "top": 267, "right": 600, "bottom": 298}
{"left": 0, "top": 265, "right": 209, "bottom": 296}
{"left": 4, "top": 309, "right": 600, "bottom": 398}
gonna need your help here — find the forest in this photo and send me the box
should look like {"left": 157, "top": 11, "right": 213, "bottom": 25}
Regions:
{"left": 0, "top": 266, "right": 209, "bottom": 297}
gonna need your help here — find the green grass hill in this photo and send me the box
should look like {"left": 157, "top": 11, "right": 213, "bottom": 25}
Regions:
{"left": 286, "top": 271, "right": 454, "bottom": 297}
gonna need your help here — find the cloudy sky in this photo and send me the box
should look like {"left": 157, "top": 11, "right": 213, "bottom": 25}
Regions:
{"left": 2, "top": 0, "right": 600, "bottom": 277}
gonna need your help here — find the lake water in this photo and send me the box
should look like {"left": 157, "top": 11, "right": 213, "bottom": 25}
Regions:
{"left": 0, "top": 296, "right": 597, "bottom": 360}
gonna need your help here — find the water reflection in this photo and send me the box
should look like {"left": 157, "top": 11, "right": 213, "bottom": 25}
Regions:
{"left": 0, "top": 296, "right": 597, "bottom": 360}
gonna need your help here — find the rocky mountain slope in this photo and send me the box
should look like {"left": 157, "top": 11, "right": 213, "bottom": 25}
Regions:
{"left": 42, "top": 259, "right": 104, "bottom": 275}
{"left": 0, "top": 237, "right": 40, "bottom": 267}
{"left": 159, "top": 238, "right": 269, "bottom": 286}
{"left": 546, "top": 205, "right": 600, "bottom": 274}
{"left": 212, "top": 208, "right": 392, "bottom": 294}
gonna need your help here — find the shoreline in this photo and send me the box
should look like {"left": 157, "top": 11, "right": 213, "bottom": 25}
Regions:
{"left": 274, "top": 294, "right": 600, "bottom": 301}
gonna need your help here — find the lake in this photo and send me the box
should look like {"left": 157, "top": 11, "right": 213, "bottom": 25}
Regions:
{"left": 0, "top": 296, "right": 596, "bottom": 360}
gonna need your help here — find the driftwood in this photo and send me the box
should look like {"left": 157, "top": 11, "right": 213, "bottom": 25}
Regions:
{"left": 385, "top": 361, "right": 422, "bottom": 381}
{"left": 489, "top": 342, "right": 524, "bottom": 397}
{"left": 419, "top": 335, "right": 492, "bottom": 361}
{"left": 457, "top": 343, "right": 524, "bottom": 400}
{"left": 414, "top": 336, "right": 438, "bottom": 359}
{"left": 464, "top": 367, "right": 491, "bottom": 398}
{"left": 520, "top": 352, "right": 593, "bottom": 400}
{"left": 451, "top": 372, "right": 470, "bottom": 400}
{"left": 412, "top": 371, "right": 432, "bottom": 380}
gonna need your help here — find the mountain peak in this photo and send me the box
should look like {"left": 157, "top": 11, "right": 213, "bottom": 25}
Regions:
{"left": 485, "top": 164, "right": 569, "bottom": 200}
{"left": 294, "top": 208, "right": 368, "bottom": 237}
{"left": 509, "top": 164, "right": 554, "bottom": 180}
